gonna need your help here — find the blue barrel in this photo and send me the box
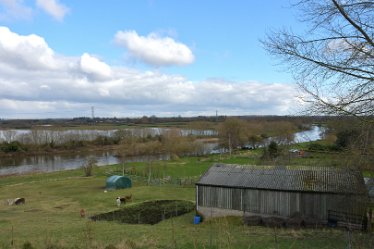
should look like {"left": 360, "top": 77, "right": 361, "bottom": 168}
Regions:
{"left": 194, "top": 215, "right": 201, "bottom": 224}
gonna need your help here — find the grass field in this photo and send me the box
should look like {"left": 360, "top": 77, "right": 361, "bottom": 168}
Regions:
{"left": 0, "top": 151, "right": 373, "bottom": 249}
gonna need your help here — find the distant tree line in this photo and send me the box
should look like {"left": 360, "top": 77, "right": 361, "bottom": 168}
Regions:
{"left": 0, "top": 116, "right": 319, "bottom": 157}
{"left": 0, "top": 115, "right": 327, "bottom": 129}
{"left": 0, "top": 127, "right": 206, "bottom": 157}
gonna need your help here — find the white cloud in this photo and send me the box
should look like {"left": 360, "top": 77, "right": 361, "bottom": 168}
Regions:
{"left": 98, "top": 88, "right": 110, "bottom": 97}
{"left": 40, "top": 84, "right": 50, "bottom": 90}
{"left": 325, "top": 39, "right": 353, "bottom": 54}
{"left": 115, "top": 30, "right": 195, "bottom": 67}
{"left": 0, "top": 0, "right": 33, "bottom": 21}
{"left": 79, "top": 53, "right": 112, "bottom": 80}
{"left": 0, "top": 27, "right": 299, "bottom": 118}
{"left": 0, "top": 0, "right": 69, "bottom": 21}
{"left": 36, "top": 0, "right": 69, "bottom": 21}
{"left": 0, "top": 26, "right": 59, "bottom": 70}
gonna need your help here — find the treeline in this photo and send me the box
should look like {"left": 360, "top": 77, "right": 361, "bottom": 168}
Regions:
{"left": 0, "top": 115, "right": 325, "bottom": 129}
{"left": 0, "top": 128, "right": 207, "bottom": 157}
{"left": 115, "top": 128, "right": 206, "bottom": 158}
{"left": 0, "top": 116, "right": 326, "bottom": 157}
{"left": 310, "top": 117, "right": 374, "bottom": 152}
{"left": 217, "top": 117, "right": 305, "bottom": 151}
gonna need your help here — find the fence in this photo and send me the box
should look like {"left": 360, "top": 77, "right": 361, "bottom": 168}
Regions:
{"left": 105, "top": 168, "right": 199, "bottom": 187}
{"left": 327, "top": 210, "right": 367, "bottom": 230}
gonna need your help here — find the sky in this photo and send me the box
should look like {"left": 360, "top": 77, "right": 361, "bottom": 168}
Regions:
{"left": 0, "top": 0, "right": 307, "bottom": 119}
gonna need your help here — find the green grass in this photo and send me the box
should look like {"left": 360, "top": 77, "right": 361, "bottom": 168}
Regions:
{"left": 0, "top": 151, "right": 373, "bottom": 249}
{"left": 110, "top": 152, "right": 261, "bottom": 179}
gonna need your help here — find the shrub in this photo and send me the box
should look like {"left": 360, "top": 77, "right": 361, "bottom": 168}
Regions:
{"left": 262, "top": 141, "right": 280, "bottom": 160}
{"left": 243, "top": 215, "right": 263, "bottom": 226}
{"left": 1, "top": 141, "right": 25, "bottom": 152}
{"left": 335, "top": 129, "right": 360, "bottom": 149}
{"left": 308, "top": 143, "right": 327, "bottom": 151}
{"left": 268, "top": 141, "right": 279, "bottom": 158}
{"left": 307, "top": 142, "right": 339, "bottom": 151}
{"left": 82, "top": 157, "right": 97, "bottom": 177}
{"left": 61, "top": 140, "right": 85, "bottom": 150}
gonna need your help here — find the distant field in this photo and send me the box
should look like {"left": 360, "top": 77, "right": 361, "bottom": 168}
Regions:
{"left": 0, "top": 152, "right": 373, "bottom": 249}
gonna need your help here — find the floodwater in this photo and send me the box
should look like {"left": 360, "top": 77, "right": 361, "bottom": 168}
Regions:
{"left": 0, "top": 151, "right": 169, "bottom": 176}
{"left": 0, "top": 126, "right": 325, "bottom": 176}
{"left": 293, "top": 125, "right": 325, "bottom": 143}
{"left": 0, "top": 127, "right": 217, "bottom": 144}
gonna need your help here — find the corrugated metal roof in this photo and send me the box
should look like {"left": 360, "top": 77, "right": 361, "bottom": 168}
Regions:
{"left": 196, "top": 164, "right": 367, "bottom": 194}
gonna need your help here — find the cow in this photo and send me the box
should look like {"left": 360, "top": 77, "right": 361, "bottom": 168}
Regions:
{"left": 80, "top": 208, "right": 86, "bottom": 218}
{"left": 14, "top": 198, "right": 25, "bottom": 205}
{"left": 124, "top": 194, "right": 132, "bottom": 202}
{"left": 116, "top": 197, "right": 126, "bottom": 207}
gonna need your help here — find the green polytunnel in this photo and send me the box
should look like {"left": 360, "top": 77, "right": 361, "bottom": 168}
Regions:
{"left": 106, "top": 175, "right": 132, "bottom": 189}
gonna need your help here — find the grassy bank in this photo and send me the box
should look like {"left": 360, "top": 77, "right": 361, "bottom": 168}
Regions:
{"left": 0, "top": 151, "right": 373, "bottom": 249}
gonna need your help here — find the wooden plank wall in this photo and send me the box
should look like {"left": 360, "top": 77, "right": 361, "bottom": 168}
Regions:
{"left": 197, "top": 185, "right": 365, "bottom": 220}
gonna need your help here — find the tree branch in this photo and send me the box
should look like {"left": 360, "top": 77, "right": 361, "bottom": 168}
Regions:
{"left": 331, "top": 0, "right": 374, "bottom": 48}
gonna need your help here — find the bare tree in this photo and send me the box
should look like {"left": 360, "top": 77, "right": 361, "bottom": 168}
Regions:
{"left": 82, "top": 157, "right": 97, "bottom": 177}
{"left": 2, "top": 129, "right": 16, "bottom": 143}
{"left": 218, "top": 118, "right": 249, "bottom": 152}
{"left": 264, "top": 4, "right": 374, "bottom": 233}
{"left": 263, "top": 0, "right": 374, "bottom": 120}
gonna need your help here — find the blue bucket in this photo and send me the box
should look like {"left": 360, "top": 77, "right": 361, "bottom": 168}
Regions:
{"left": 194, "top": 215, "right": 201, "bottom": 224}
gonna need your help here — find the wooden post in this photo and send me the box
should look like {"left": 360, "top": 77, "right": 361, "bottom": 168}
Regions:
{"left": 11, "top": 225, "right": 14, "bottom": 247}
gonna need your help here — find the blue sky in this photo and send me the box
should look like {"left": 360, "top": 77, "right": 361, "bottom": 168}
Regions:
{"left": 0, "top": 0, "right": 305, "bottom": 118}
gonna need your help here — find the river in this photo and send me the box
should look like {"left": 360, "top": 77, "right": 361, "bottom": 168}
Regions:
{"left": 0, "top": 126, "right": 325, "bottom": 176}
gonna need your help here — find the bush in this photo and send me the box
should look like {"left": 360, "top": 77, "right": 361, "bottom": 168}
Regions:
{"left": 243, "top": 215, "right": 263, "bottom": 226}
{"left": 261, "top": 141, "right": 280, "bottom": 160}
{"left": 335, "top": 129, "right": 360, "bottom": 149}
{"left": 94, "top": 136, "right": 120, "bottom": 145}
{"left": 1, "top": 141, "right": 25, "bottom": 152}
{"left": 82, "top": 157, "right": 97, "bottom": 177}
{"left": 307, "top": 142, "right": 339, "bottom": 151}
{"left": 61, "top": 140, "right": 85, "bottom": 150}
{"left": 268, "top": 141, "right": 279, "bottom": 158}
{"left": 262, "top": 216, "right": 286, "bottom": 227}
{"left": 308, "top": 143, "right": 327, "bottom": 151}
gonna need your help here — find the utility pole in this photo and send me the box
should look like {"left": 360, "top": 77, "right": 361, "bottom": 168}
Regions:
{"left": 228, "top": 133, "right": 232, "bottom": 156}
{"left": 91, "top": 106, "right": 95, "bottom": 120}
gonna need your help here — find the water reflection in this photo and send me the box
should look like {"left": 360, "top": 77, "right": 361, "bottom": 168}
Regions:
{"left": 0, "top": 151, "right": 170, "bottom": 176}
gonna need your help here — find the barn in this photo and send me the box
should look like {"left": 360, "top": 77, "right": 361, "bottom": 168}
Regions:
{"left": 106, "top": 175, "right": 132, "bottom": 190}
{"left": 196, "top": 164, "right": 368, "bottom": 227}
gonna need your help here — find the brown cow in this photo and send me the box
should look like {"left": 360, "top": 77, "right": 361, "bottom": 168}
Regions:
{"left": 80, "top": 209, "right": 86, "bottom": 218}
{"left": 124, "top": 194, "right": 132, "bottom": 202}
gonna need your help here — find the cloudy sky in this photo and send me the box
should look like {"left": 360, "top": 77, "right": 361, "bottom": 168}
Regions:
{"left": 0, "top": 0, "right": 305, "bottom": 119}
